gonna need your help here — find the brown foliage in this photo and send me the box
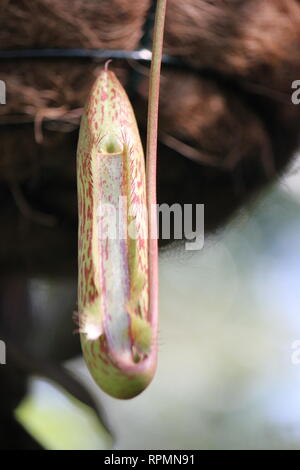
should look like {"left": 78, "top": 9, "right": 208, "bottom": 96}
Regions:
{"left": 0, "top": 0, "right": 300, "bottom": 229}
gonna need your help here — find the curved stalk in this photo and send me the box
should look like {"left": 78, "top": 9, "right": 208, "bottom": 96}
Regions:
{"left": 146, "top": 0, "right": 167, "bottom": 347}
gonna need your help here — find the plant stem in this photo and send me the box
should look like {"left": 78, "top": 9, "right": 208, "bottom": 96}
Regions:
{"left": 146, "top": 0, "right": 167, "bottom": 332}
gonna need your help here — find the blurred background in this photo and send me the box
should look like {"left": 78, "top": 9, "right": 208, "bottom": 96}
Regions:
{"left": 11, "top": 158, "right": 300, "bottom": 450}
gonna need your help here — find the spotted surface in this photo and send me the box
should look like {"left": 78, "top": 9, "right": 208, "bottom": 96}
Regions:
{"left": 77, "top": 69, "right": 155, "bottom": 398}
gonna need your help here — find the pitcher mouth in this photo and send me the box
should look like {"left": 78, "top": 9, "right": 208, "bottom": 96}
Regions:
{"left": 98, "top": 133, "right": 124, "bottom": 156}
